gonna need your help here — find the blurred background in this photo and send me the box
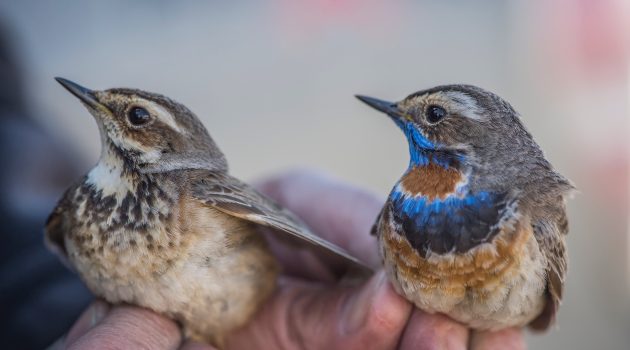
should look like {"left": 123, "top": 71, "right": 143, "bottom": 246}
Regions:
{"left": 0, "top": 0, "right": 627, "bottom": 349}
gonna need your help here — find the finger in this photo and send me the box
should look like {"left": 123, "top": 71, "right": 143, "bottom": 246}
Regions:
{"left": 67, "top": 305, "right": 181, "bottom": 350}
{"left": 469, "top": 328, "right": 526, "bottom": 350}
{"left": 399, "top": 310, "right": 469, "bottom": 350}
{"left": 262, "top": 228, "right": 339, "bottom": 281}
{"left": 226, "top": 270, "right": 412, "bottom": 350}
{"left": 64, "top": 300, "right": 110, "bottom": 346}
{"left": 255, "top": 169, "right": 384, "bottom": 267}
{"left": 179, "top": 340, "right": 218, "bottom": 350}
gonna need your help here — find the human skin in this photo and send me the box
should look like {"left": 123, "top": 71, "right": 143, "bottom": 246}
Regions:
{"left": 57, "top": 170, "right": 525, "bottom": 350}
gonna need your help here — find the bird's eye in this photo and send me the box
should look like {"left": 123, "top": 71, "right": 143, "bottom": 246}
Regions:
{"left": 426, "top": 105, "right": 447, "bottom": 124}
{"left": 128, "top": 107, "right": 151, "bottom": 126}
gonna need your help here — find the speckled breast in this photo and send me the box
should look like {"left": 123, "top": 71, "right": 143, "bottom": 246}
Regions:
{"left": 63, "top": 176, "right": 189, "bottom": 288}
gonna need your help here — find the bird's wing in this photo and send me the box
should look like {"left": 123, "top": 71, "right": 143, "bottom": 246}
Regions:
{"left": 370, "top": 205, "right": 387, "bottom": 237}
{"left": 191, "top": 172, "right": 373, "bottom": 273}
{"left": 529, "top": 206, "right": 569, "bottom": 331}
{"left": 44, "top": 186, "right": 76, "bottom": 268}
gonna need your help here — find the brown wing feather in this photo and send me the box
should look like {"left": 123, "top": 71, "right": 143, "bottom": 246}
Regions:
{"left": 529, "top": 208, "right": 568, "bottom": 331}
{"left": 45, "top": 205, "right": 67, "bottom": 256}
{"left": 44, "top": 185, "right": 78, "bottom": 268}
{"left": 192, "top": 172, "right": 372, "bottom": 273}
{"left": 370, "top": 205, "right": 388, "bottom": 237}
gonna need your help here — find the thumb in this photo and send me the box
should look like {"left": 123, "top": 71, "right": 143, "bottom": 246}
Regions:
{"left": 469, "top": 328, "right": 526, "bottom": 350}
{"left": 226, "top": 270, "right": 412, "bottom": 350}
{"left": 66, "top": 304, "right": 182, "bottom": 350}
{"left": 63, "top": 300, "right": 111, "bottom": 347}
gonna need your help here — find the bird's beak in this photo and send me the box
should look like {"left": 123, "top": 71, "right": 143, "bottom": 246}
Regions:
{"left": 355, "top": 95, "right": 404, "bottom": 122}
{"left": 55, "top": 77, "right": 102, "bottom": 110}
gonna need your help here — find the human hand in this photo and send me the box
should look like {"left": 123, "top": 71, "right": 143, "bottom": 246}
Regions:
{"left": 55, "top": 300, "right": 206, "bottom": 350}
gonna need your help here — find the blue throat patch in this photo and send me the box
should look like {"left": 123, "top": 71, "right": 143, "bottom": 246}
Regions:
{"left": 399, "top": 122, "right": 460, "bottom": 168}
{"left": 387, "top": 121, "right": 505, "bottom": 256}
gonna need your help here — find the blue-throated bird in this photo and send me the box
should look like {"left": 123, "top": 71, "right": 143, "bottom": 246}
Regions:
{"left": 46, "top": 78, "right": 370, "bottom": 348}
{"left": 356, "top": 85, "right": 573, "bottom": 331}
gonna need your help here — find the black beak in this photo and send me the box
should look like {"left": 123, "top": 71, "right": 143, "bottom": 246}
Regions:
{"left": 55, "top": 77, "right": 101, "bottom": 109}
{"left": 355, "top": 95, "right": 403, "bottom": 118}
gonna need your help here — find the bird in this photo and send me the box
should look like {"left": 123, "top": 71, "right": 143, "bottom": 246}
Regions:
{"left": 356, "top": 85, "right": 573, "bottom": 332}
{"left": 46, "top": 78, "right": 370, "bottom": 348}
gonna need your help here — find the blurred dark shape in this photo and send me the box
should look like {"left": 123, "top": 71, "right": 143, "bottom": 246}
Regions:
{"left": 0, "top": 23, "right": 92, "bottom": 349}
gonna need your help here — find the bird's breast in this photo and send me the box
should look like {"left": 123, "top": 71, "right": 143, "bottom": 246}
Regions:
{"left": 379, "top": 208, "right": 530, "bottom": 291}
{"left": 66, "top": 177, "right": 273, "bottom": 297}
{"left": 378, "top": 208, "right": 546, "bottom": 329}
{"left": 390, "top": 163, "right": 509, "bottom": 256}
{"left": 64, "top": 172, "right": 184, "bottom": 276}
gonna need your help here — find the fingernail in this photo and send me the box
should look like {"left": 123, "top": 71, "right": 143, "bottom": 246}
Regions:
{"left": 341, "top": 270, "right": 387, "bottom": 334}
{"left": 90, "top": 300, "right": 110, "bottom": 327}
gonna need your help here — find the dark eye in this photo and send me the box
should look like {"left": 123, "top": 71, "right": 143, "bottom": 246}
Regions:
{"left": 426, "top": 105, "right": 447, "bottom": 124}
{"left": 128, "top": 107, "right": 151, "bottom": 126}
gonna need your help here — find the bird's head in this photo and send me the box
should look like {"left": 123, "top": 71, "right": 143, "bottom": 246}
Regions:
{"left": 56, "top": 78, "right": 227, "bottom": 174}
{"left": 356, "top": 84, "right": 533, "bottom": 170}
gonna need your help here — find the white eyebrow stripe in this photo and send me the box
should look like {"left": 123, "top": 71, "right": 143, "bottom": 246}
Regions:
{"left": 444, "top": 91, "right": 485, "bottom": 120}
{"left": 144, "top": 100, "right": 182, "bottom": 133}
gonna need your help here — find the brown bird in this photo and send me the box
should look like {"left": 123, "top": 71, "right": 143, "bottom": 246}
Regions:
{"left": 46, "top": 78, "right": 369, "bottom": 348}
{"left": 357, "top": 85, "right": 573, "bottom": 332}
